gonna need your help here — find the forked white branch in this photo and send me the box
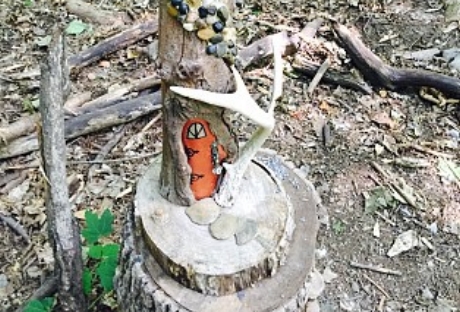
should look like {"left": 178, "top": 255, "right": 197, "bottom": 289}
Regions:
{"left": 170, "top": 36, "right": 284, "bottom": 207}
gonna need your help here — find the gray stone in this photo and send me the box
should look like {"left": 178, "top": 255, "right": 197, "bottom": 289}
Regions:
{"left": 186, "top": 198, "right": 221, "bottom": 225}
{"left": 215, "top": 42, "right": 227, "bottom": 58}
{"left": 209, "top": 213, "right": 239, "bottom": 240}
{"left": 217, "top": 6, "right": 229, "bottom": 21}
{"left": 235, "top": 218, "right": 258, "bottom": 245}
{"left": 209, "top": 34, "right": 223, "bottom": 44}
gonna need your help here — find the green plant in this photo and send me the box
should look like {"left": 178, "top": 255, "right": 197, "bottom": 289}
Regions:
{"left": 23, "top": 0, "right": 33, "bottom": 7}
{"left": 24, "top": 297, "right": 54, "bottom": 312}
{"left": 82, "top": 209, "right": 119, "bottom": 306}
{"left": 332, "top": 219, "right": 346, "bottom": 235}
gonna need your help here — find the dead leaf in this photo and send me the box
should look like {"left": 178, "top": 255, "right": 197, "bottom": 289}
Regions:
{"left": 387, "top": 230, "right": 419, "bottom": 257}
{"left": 371, "top": 112, "right": 395, "bottom": 129}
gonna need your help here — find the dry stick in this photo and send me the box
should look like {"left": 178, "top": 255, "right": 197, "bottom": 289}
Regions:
{"left": 238, "top": 19, "right": 372, "bottom": 94}
{"left": 332, "top": 20, "right": 460, "bottom": 98}
{"left": 39, "top": 30, "right": 87, "bottom": 311}
{"left": 0, "top": 76, "right": 160, "bottom": 146}
{"left": 65, "top": 91, "right": 92, "bottom": 112}
{"left": 291, "top": 60, "right": 373, "bottom": 94}
{"left": 66, "top": 0, "right": 125, "bottom": 26}
{"left": 10, "top": 19, "right": 158, "bottom": 80}
{"left": 237, "top": 18, "right": 324, "bottom": 70}
{"left": 307, "top": 57, "right": 331, "bottom": 95}
{"left": 68, "top": 19, "right": 158, "bottom": 69}
{"left": 87, "top": 124, "right": 128, "bottom": 178}
{"left": 362, "top": 273, "right": 391, "bottom": 299}
{"left": 68, "top": 152, "right": 160, "bottom": 165}
{"left": 370, "top": 161, "right": 422, "bottom": 210}
{"left": 350, "top": 261, "right": 402, "bottom": 276}
{"left": 142, "top": 112, "right": 162, "bottom": 132}
{"left": 0, "top": 212, "right": 31, "bottom": 244}
{"left": 0, "top": 92, "right": 162, "bottom": 160}
{"left": 81, "top": 76, "right": 160, "bottom": 107}
{"left": 409, "top": 144, "right": 454, "bottom": 159}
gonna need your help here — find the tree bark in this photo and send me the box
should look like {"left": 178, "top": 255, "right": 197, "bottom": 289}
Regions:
{"left": 39, "top": 30, "right": 87, "bottom": 311}
{"left": 157, "top": 0, "right": 238, "bottom": 206}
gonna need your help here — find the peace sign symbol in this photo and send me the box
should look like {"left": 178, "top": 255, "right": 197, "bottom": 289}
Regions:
{"left": 186, "top": 122, "right": 207, "bottom": 139}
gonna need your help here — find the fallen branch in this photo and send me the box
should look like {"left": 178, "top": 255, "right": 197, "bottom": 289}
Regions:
{"left": 0, "top": 92, "right": 161, "bottom": 160}
{"left": 68, "top": 19, "right": 158, "bottom": 70}
{"left": 0, "top": 76, "right": 159, "bottom": 147}
{"left": 66, "top": 0, "right": 126, "bottom": 26}
{"left": 237, "top": 18, "right": 324, "bottom": 70}
{"left": 10, "top": 19, "right": 158, "bottom": 80}
{"left": 332, "top": 20, "right": 460, "bottom": 99}
{"left": 292, "top": 58, "right": 373, "bottom": 94}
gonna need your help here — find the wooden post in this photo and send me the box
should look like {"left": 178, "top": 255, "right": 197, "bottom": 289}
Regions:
{"left": 115, "top": 0, "right": 321, "bottom": 310}
{"left": 157, "top": 0, "right": 238, "bottom": 206}
{"left": 39, "top": 30, "right": 87, "bottom": 311}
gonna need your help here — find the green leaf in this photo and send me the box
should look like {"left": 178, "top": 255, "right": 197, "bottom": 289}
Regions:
{"left": 87, "top": 245, "right": 103, "bottom": 259}
{"left": 24, "top": 297, "right": 54, "bottom": 312}
{"left": 65, "top": 20, "right": 89, "bottom": 35}
{"left": 83, "top": 268, "right": 93, "bottom": 296}
{"left": 102, "top": 244, "right": 120, "bottom": 259}
{"left": 332, "top": 219, "right": 345, "bottom": 235}
{"left": 81, "top": 209, "right": 114, "bottom": 244}
{"left": 96, "top": 257, "right": 117, "bottom": 292}
{"left": 23, "top": 0, "right": 33, "bottom": 7}
{"left": 364, "top": 186, "right": 397, "bottom": 214}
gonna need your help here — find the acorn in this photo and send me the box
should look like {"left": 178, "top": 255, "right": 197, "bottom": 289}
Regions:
{"left": 198, "top": 6, "right": 208, "bottom": 18}
{"left": 206, "top": 44, "right": 217, "bottom": 55}
{"left": 171, "top": 0, "right": 182, "bottom": 7}
{"left": 178, "top": 2, "right": 189, "bottom": 15}
{"left": 212, "top": 21, "right": 224, "bottom": 33}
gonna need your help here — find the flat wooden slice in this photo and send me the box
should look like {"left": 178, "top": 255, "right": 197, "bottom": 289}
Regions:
{"left": 116, "top": 150, "right": 320, "bottom": 311}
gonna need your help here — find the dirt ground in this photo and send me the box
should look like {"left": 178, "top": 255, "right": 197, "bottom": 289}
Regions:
{"left": 1, "top": 0, "right": 459, "bottom": 311}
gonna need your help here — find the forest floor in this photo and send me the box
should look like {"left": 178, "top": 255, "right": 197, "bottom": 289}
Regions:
{"left": 0, "top": 0, "right": 459, "bottom": 311}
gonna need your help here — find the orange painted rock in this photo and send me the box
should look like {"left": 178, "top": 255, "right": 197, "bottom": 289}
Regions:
{"left": 182, "top": 119, "right": 227, "bottom": 200}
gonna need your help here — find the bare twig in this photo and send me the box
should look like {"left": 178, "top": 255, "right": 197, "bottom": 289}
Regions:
{"left": 409, "top": 144, "right": 454, "bottom": 159}
{"left": 362, "top": 273, "right": 391, "bottom": 298}
{"left": 87, "top": 124, "right": 128, "bottom": 178}
{"left": 0, "top": 212, "right": 31, "bottom": 244}
{"left": 370, "top": 161, "right": 422, "bottom": 210}
{"left": 307, "top": 57, "right": 331, "bottom": 95}
{"left": 66, "top": 0, "right": 126, "bottom": 26}
{"left": 141, "top": 112, "right": 162, "bottom": 133}
{"left": 350, "top": 261, "right": 402, "bottom": 276}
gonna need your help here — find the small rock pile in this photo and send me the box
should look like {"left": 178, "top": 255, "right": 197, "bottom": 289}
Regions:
{"left": 167, "top": 0, "right": 238, "bottom": 62}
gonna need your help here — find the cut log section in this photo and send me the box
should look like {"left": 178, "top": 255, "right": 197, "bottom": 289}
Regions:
{"left": 115, "top": 150, "right": 320, "bottom": 311}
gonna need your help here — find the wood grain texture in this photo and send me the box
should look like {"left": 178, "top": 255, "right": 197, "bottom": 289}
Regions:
{"left": 115, "top": 151, "right": 319, "bottom": 311}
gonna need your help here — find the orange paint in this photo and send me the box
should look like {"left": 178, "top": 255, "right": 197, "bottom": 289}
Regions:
{"left": 182, "top": 119, "right": 227, "bottom": 200}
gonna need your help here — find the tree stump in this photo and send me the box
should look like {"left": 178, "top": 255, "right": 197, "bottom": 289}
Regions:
{"left": 115, "top": 0, "right": 320, "bottom": 310}
{"left": 115, "top": 151, "right": 320, "bottom": 311}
